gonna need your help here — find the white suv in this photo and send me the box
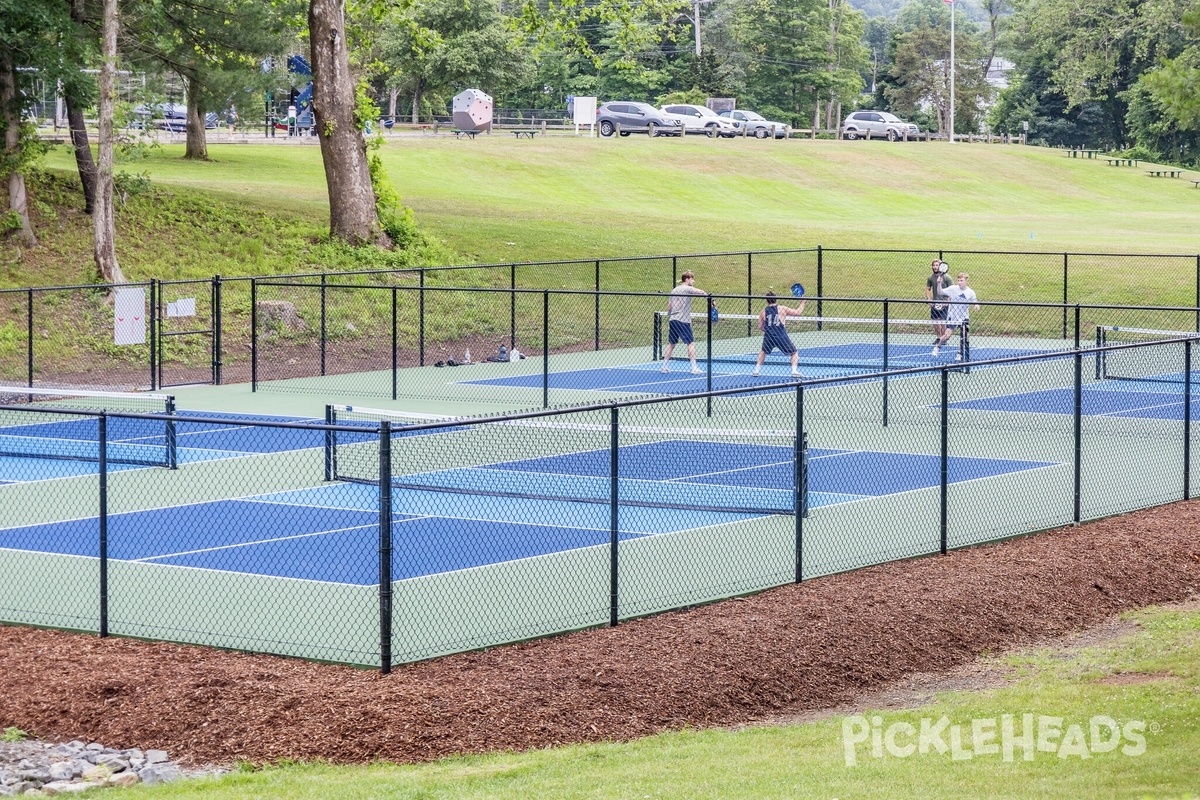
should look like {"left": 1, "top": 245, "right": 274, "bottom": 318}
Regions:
{"left": 841, "top": 110, "right": 920, "bottom": 141}
{"left": 660, "top": 104, "right": 739, "bottom": 138}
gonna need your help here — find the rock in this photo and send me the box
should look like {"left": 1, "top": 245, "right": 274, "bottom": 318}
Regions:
{"left": 138, "top": 764, "right": 183, "bottom": 785}
{"left": 256, "top": 300, "right": 306, "bottom": 332}
{"left": 80, "top": 764, "right": 111, "bottom": 782}
{"left": 143, "top": 750, "right": 169, "bottom": 765}
{"left": 106, "top": 773, "right": 140, "bottom": 788}
{"left": 46, "top": 762, "right": 75, "bottom": 781}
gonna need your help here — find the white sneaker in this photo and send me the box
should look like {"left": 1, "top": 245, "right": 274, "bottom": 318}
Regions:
{"left": 752, "top": 370, "right": 760, "bottom": 377}
{"left": 791, "top": 371, "right": 803, "bottom": 378}
{"left": 931, "top": 346, "right": 940, "bottom": 356}
{"left": 661, "top": 366, "right": 669, "bottom": 373}
{"left": 955, "top": 353, "right": 962, "bottom": 362}
{"left": 691, "top": 367, "right": 703, "bottom": 375}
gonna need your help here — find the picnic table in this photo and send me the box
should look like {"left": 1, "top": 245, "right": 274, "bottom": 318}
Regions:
{"left": 510, "top": 130, "right": 538, "bottom": 139}
{"left": 1145, "top": 169, "right": 1182, "bottom": 178}
{"left": 451, "top": 129, "right": 479, "bottom": 139}
{"left": 1192, "top": 179, "right": 1200, "bottom": 188}
{"left": 1067, "top": 148, "right": 1101, "bottom": 159}
{"left": 1104, "top": 157, "right": 1138, "bottom": 167}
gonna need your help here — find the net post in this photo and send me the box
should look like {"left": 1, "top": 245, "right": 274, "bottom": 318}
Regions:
{"left": 609, "top": 405, "right": 619, "bottom": 627}
{"left": 1185, "top": 339, "right": 1192, "bottom": 501}
{"left": 1073, "top": 304, "right": 1080, "bottom": 350}
{"left": 165, "top": 395, "right": 177, "bottom": 470}
{"left": 212, "top": 275, "right": 222, "bottom": 385}
{"left": 594, "top": 261, "right": 601, "bottom": 352}
{"left": 99, "top": 412, "right": 108, "bottom": 638}
{"left": 671, "top": 255, "right": 678, "bottom": 288}
{"left": 391, "top": 288, "right": 398, "bottom": 400}
{"left": 509, "top": 265, "right": 516, "bottom": 350}
{"left": 1095, "top": 325, "right": 1104, "bottom": 380}
{"left": 324, "top": 404, "right": 335, "bottom": 482}
{"left": 1195, "top": 255, "right": 1199, "bottom": 332}
{"left": 419, "top": 272, "right": 426, "bottom": 366}
{"left": 1073, "top": 349, "right": 1083, "bottom": 523}
{"left": 378, "top": 419, "right": 393, "bottom": 675}
{"left": 746, "top": 252, "right": 753, "bottom": 337}
{"left": 26, "top": 288, "right": 33, "bottom": 389}
{"left": 940, "top": 368, "right": 948, "bottom": 555}
{"left": 320, "top": 273, "right": 328, "bottom": 376}
{"left": 961, "top": 319, "right": 971, "bottom": 374}
{"left": 652, "top": 312, "right": 661, "bottom": 362}
{"left": 543, "top": 291, "right": 550, "bottom": 409}
{"left": 250, "top": 278, "right": 258, "bottom": 391}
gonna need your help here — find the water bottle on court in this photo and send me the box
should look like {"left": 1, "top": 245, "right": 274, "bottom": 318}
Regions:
{"left": 464, "top": 348, "right": 471, "bottom": 364}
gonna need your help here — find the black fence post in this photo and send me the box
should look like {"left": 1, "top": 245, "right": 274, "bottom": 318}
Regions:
{"left": 320, "top": 273, "right": 328, "bottom": 377}
{"left": 391, "top": 288, "right": 398, "bottom": 400}
{"left": 706, "top": 298, "right": 714, "bottom": 418}
{"left": 1062, "top": 253, "right": 1069, "bottom": 339}
{"left": 99, "top": 412, "right": 108, "bottom": 638}
{"left": 1074, "top": 349, "right": 1083, "bottom": 523}
{"left": 510, "top": 265, "right": 517, "bottom": 349}
{"left": 1185, "top": 339, "right": 1192, "bottom": 501}
{"left": 594, "top": 260, "right": 601, "bottom": 352}
{"left": 149, "top": 279, "right": 158, "bottom": 391}
{"left": 816, "top": 246, "right": 824, "bottom": 323}
{"left": 1195, "top": 255, "right": 1199, "bottom": 332}
{"left": 543, "top": 291, "right": 550, "bottom": 409}
{"left": 419, "top": 273, "right": 426, "bottom": 367}
{"left": 250, "top": 279, "right": 258, "bottom": 391}
{"left": 746, "top": 252, "right": 754, "bottom": 337}
{"left": 940, "top": 368, "right": 949, "bottom": 555}
{"left": 1074, "top": 305, "right": 1081, "bottom": 350}
{"left": 795, "top": 384, "right": 806, "bottom": 583}
{"left": 609, "top": 405, "right": 620, "bottom": 627}
{"left": 212, "top": 275, "right": 223, "bottom": 385}
{"left": 25, "top": 288, "right": 33, "bottom": 388}
{"left": 672, "top": 256, "right": 678, "bottom": 289}
{"left": 882, "top": 300, "right": 890, "bottom": 427}
{"left": 379, "top": 420, "right": 393, "bottom": 675}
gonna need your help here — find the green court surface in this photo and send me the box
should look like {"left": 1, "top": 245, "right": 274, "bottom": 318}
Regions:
{"left": 0, "top": 333, "right": 1195, "bottom": 667}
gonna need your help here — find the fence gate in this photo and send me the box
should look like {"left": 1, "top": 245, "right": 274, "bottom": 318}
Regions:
{"left": 156, "top": 278, "right": 219, "bottom": 388}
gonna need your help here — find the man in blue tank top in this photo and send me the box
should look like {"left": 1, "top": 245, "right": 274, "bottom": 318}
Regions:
{"left": 752, "top": 291, "right": 806, "bottom": 377}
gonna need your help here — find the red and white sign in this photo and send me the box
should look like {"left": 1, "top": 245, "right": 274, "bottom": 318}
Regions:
{"left": 113, "top": 287, "right": 146, "bottom": 346}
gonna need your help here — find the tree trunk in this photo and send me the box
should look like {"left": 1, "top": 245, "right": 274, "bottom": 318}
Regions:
{"left": 184, "top": 75, "right": 209, "bottom": 160}
{"left": 411, "top": 77, "right": 423, "bottom": 125}
{"left": 0, "top": 50, "right": 38, "bottom": 247}
{"left": 93, "top": 0, "right": 126, "bottom": 284}
{"left": 388, "top": 87, "right": 398, "bottom": 120}
{"left": 65, "top": 94, "right": 97, "bottom": 214}
{"left": 66, "top": 0, "right": 96, "bottom": 214}
{"left": 308, "top": 0, "right": 390, "bottom": 247}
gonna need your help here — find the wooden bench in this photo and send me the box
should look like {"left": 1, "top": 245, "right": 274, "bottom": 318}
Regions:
{"left": 510, "top": 130, "right": 537, "bottom": 139}
{"left": 450, "top": 129, "right": 478, "bottom": 139}
{"left": 1104, "top": 157, "right": 1138, "bottom": 167}
{"left": 1191, "top": 179, "right": 1200, "bottom": 188}
{"left": 1067, "top": 148, "right": 1101, "bottom": 158}
{"left": 1145, "top": 169, "right": 1182, "bottom": 178}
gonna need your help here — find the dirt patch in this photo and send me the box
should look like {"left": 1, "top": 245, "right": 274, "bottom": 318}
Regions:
{"left": 0, "top": 501, "right": 1197, "bottom": 767}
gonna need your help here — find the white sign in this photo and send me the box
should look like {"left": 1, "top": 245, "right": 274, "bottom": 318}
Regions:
{"left": 113, "top": 287, "right": 147, "bottom": 345}
{"left": 573, "top": 97, "right": 597, "bottom": 125}
{"left": 166, "top": 298, "right": 196, "bottom": 318}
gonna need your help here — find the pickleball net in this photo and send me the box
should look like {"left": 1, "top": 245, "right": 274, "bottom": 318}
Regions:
{"left": 654, "top": 312, "right": 969, "bottom": 370}
{"left": 0, "top": 386, "right": 177, "bottom": 468}
{"left": 1094, "top": 326, "right": 1200, "bottom": 386}
{"left": 325, "top": 404, "right": 804, "bottom": 515}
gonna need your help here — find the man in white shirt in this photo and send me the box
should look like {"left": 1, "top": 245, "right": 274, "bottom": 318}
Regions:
{"left": 945, "top": 272, "right": 980, "bottom": 361}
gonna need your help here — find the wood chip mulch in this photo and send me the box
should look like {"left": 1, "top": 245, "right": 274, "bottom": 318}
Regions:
{"left": 1, "top": 501, "right": 1197, "bottom": 767}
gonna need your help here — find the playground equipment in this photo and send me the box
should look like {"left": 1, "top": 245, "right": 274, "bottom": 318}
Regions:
{"left": 452, "top": 89, "right": 493, "bottom": 133}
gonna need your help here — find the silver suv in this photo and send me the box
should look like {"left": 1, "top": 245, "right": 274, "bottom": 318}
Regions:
{"left": 841, "top": 110, "right": 920, "bottom": 141}
{"left": 596, "top": 102, "right": 683, "bottom": 137}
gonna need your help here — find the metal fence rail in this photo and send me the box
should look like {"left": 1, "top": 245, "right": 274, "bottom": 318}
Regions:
{"left": 0, "top": 336, "right": 1194, "bottom": 670}
{"left": 2, "top": 246, "right": 1199, "bottom": 393}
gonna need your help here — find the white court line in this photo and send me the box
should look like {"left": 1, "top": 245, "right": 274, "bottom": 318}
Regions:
{"left": 133, "top": 522, "right": 385, "bottom": 563}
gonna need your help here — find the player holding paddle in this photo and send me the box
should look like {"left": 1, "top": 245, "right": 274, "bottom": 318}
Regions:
{"left": 661, "top": 270, "right": 709, "bottom": 374}
{"left": 752, "top": 290, "right": 807, "bottom": 378}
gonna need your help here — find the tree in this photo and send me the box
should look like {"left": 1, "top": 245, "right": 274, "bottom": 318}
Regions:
{"left": 94, "top": 0, "right": 125, "bottom": 283}
{"left": 310, "top": 0, "right": 388, "bottom": 246}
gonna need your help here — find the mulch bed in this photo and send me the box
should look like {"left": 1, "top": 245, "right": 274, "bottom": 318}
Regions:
{"left": 1, "top": 500, "right": 1197, "bottom": 766}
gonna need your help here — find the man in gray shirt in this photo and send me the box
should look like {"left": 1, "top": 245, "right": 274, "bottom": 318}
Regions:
{"left": 661, "top": 270, "right": 708, "bottom": 374}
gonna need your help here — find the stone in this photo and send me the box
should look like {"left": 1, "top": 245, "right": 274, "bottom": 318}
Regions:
{"left": 256, "top": 300, "right": 306, "bottom": 332}
{"left": 143, "top": 750, "right": 169, "bottom": 765}
{"left": 106, "top": 773, "right": 140, "bottom": 788}
{"left": 46, "top": 763, "right": 74, "bottom": 781}
{"left": 138, "top": 764, "right": 183, "bottom": 785}
{"left": 80, "top": 764, "right": 111, "bottom": 782}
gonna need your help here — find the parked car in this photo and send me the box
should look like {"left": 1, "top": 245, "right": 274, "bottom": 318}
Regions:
{"left": 596, "top": 102, "right": 683, "bottom": 137}
{"left": 660, "top": 104, "right": 739, "bottom": 138}
{"left": 718, "top": 109, "right": 791, "bottom": 139}
{"left": 841, "top": 110, "right": 920, "bottom": 141}
{"left": 132, "top": 103, "right": 219, "bottom": 131}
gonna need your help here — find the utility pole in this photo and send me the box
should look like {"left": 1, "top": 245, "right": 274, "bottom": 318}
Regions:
{"left": 693, "top": 0, "right": 714, "bottom": 56}
{"left": 945, "top": 0, "right": 956, "bottom": 142}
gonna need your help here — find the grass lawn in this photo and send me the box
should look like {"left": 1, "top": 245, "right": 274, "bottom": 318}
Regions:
{"left": 117, "top": 602, "right": 1200, "bottom": 799}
